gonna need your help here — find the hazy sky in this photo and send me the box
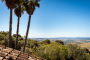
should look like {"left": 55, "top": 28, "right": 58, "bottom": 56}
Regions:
{"left": 0, "top": 0, "right": 90, "bottom": 38}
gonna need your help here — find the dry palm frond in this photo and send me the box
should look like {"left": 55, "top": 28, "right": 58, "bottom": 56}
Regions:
{"left": 14, "top": 5, "right": 21, "bottom": 17}
{"left": 5, "top": 0, "right": 15, "bottom": 9}
{"left": 1, "top": 0, "right": 4, "bottom": 2}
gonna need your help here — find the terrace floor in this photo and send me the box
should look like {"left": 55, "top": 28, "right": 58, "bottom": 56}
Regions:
{"left": 0, "top": 45, "right": 46, "bottom": 60}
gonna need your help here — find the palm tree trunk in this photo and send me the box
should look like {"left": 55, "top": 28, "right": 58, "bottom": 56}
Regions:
{"left": 15, "top": 16, "right": 20, "bottom": 50}
{"left": 23, "top": 13, "right": 31, "bottom": 52}
{"left": 9, "top": 8, "right": 12, "bottom": 48}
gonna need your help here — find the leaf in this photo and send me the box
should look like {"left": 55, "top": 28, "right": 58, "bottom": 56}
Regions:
{"left": 34, "top": 1, "right": 39, "bottom": 7}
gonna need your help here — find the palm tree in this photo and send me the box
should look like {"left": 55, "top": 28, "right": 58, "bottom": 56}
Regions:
{"left": 14, "top": 5, "right": 21, "bottom": 50}
{"left": 1, "top": 0, "right": 16, "bottom": 48}
{"left": 14, "top": 0, "right": 24, "bottom": 50}
{"left": 22, "top": 0, "right": 40, "bottom": 52}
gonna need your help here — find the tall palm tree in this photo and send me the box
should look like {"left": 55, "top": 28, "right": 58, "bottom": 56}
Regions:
{"left": 1, "top": 0, "right": 16, "bottom": 48}
{"left": 14, "top": 5, "right": 21, "bottom": 50}
{"left": 14, "top": 0, "right": 24, "bottom": 50}
{"left": 22, "top": 0, "right": 40, "bottom": 52}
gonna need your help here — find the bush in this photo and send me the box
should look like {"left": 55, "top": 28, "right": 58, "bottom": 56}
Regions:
{"left": 35, "top": 42, "right": 68, "bottom": 60}
{"left": 4, "top": 37, "right": 8, "bottom": 46}
{"left": 59, "top": 45, "right": 68, "bottom": 59}
{"left": 0, "top": 34, "right": 4, "bottom": 41}
{"left": 55, "top": 40, "right": 64, "bottom": 45}
{"left": 1, "top": 40, "right": 5, "bottom": 45}
{"left": 26, "top": 39, "right": 38, "bottom": 51}
{"left": 41, "top": 54, "right": 50, "bottom": 60}
{"left": 83, "top": 48, "right": 90, "bottom": 53}
{"left": 13, "top": 34, "right": 21, "bottom": 37}
{"left": 66, "top": 43, "right": 88, "bottom": 60}
{"left": 42, "top": 39, "right": 51, "bottom": 44}
{"left": 25, "top": 47, "right": 31, "bottom": 54}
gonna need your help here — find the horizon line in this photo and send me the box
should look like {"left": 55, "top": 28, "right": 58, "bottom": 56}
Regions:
{"left": 29, "top": 37, "right": 90, "bottom": 38}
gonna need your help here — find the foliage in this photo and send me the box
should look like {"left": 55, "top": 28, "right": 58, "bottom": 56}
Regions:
{"left": 59, "top": 45, "right": 68, "bottom": 59}
{"left": 0, "top": 40, "right": 5, "bottom": 45}
{"left": 42, "top": 39, "right": 51, "bottom": 44}
{"left": 0, "top": 31, "right": 90, "bottom": 60}
{"left": 21, "top": 47, "right": 31, "bottom": 54}
{"left": 25, "top": 47, "right": 31, "bottom": 54}
{"left": 13, "top": 34, "right": 21, "bottom": 37}
{"left": 26, "top": 39, "right": 38, "bottom": 48}
{"left": 66, "top": 43, "right": 89, "bottom": 60}
{"left": 55, "top": 40, "right": 64, "bottom": 45}
{"left": 26, "top": 39, "right": 39, "bottom": 52}
{"left": 83, "top": 48, "right": 90, "bottom": 53}
{"left": 0, "top": 34, "right": 4, "bottom": 41}
{"left": 35, "top": 42, "right": 68, "bottom": 60}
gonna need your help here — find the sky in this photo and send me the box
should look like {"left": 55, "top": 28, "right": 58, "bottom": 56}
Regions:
{"left": 0, "top": 0, "right": 90, "bottom": 38}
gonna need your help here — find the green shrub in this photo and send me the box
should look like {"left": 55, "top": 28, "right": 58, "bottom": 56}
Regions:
{"left": 66, "top": 43, "right": 88, "bottom": 60}
{"left": 25, "top": 48, "right": 31, "bottom": 54}
{"left": 55, "top": 40, "right": 64, "bottom": 45}
{"left": 42, "top": 39, "right": 51, "bottom": 44}
{"left": 35, "top": 42, "right": 68, "bottom": 60}
{"left": 59, "top": 45, "right": 68, "bottom": 59}
{"left": 41, "top": 54, "right": 50, "bottom": 60}
{"left": 1, "top": 40, "right": 5, "bottom": 45}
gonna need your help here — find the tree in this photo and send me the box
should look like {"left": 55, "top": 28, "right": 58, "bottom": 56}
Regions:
{"left": 14, "top": 0, "right": 24, "bottom": 50}
{"left": 13, "top": 34, "right": 21, "bottom": 37}
{"left": 0, "top": 31, "right": 16, "bottom": 48}
{"left": 59, "top": 45, "right": 68, "bottom": 59}
{"left": 1, "top": 0, "right": 16, "bottom": 47}
{"left": 83, "top": 48, "right": 90, "bottom": 53}
{"left": 0, "top": 34, "right": 4, "bottom": 41}
{"left": 35, "top": 42, "right": 68, "bottom": 60}
{"left": 22, "top": 0, "right": 40, "bottom": 52}
{"left": 43, "top": 39, "right": 51, "bottom": 44}
{"left": 55, "top": 40, "right": 64, "bottom": 45}
{"left": 66, "top": 43, "right": 87, "bottom": 60}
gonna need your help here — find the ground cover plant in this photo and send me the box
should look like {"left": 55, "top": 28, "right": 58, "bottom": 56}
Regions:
{"left": 0, "top": 31, "right": 90, "bottom": 60}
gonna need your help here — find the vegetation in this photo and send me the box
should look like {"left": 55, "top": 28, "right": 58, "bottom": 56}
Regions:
{"left": 1, "top": 0, "right": 40, "bottom": 52}
{"left": 55, "top": 40, "right": 64, "bottom": 45}
{"left": 1, "top": 0, "right": 90, "bottom": 60}
{"left": 22, "top": 0, "right": 40, "bottom": 52}
{"left": 1, "top": 0, "right": 16, "bottom": 48}
{"left": 42, "top": 39, "right": 51, "bottom": 44}
{"left": 0, "top": 31, "right": 90, "bottom": 60}
{"left": 14, "top": 0, "right": 24, "bottom": 50}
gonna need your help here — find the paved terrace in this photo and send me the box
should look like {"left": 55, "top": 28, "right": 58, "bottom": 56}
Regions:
{"left": 0, "top": 45, "right": 46, "bottom": 60}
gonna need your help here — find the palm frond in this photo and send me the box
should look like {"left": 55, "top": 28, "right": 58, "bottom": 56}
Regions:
{"left": 1, "top": 0, "right": 4, "bottom": 2}
{"left": 34, "top": 0, "right": 40, "bottom": 2}
{"left": 14, "top": 5, "right": 21, "bottom": 17}
{"left": 34, "top": 1, "right": 39, "bottom": 7}
{"left": 14, "top": 8, "right": 18, "bottom": 17}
